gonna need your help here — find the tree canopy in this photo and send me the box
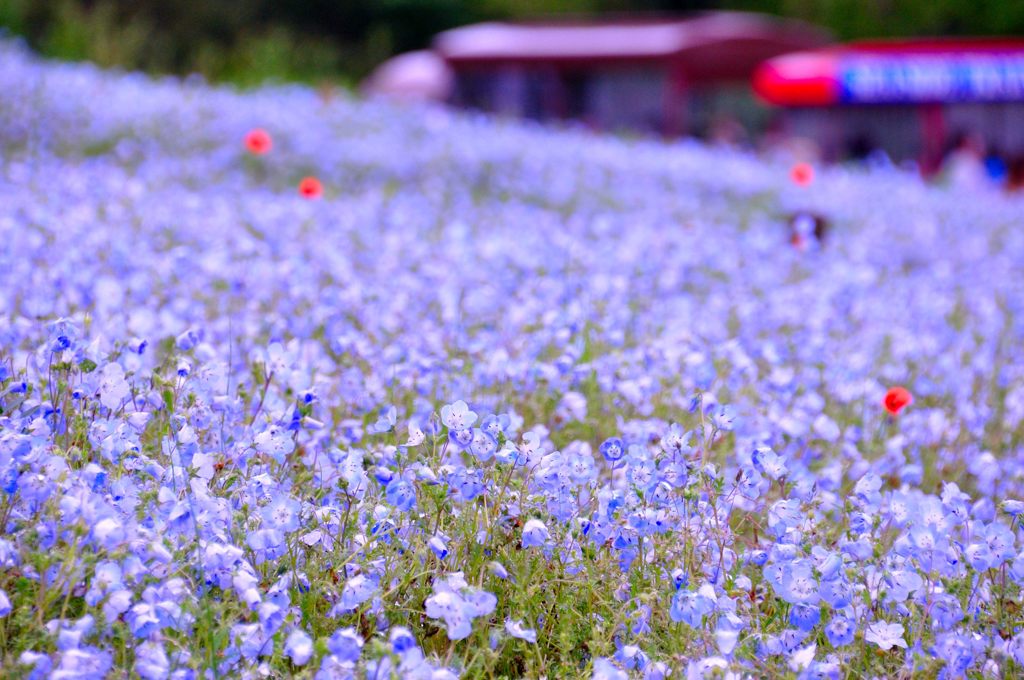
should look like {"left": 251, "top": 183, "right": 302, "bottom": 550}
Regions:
{"left": 2, "top": 0, "right": 1023, "bottom": 84}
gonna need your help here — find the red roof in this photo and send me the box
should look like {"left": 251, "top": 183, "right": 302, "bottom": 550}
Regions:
{"left": 434, "top": 13, "right": 829, "bottom": 80}
{"left": 844, "top": 37, "right": 1024, "bottom": 55}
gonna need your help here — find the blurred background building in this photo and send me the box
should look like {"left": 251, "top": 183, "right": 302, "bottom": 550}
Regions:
{"left": 3, "top": 0, "right": 1024, "bottom": 184}
{"left": 427, "top": 13, "right": 826, "bottom": 138}
{"left": 755, "top": 38, "right": 1024, "bottom": 170}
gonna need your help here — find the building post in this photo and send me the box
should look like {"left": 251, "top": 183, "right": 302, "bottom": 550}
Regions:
{"left": 662, "top": 64, "right": 688, "bottom": 138}
{"left": 920, "top": 103, "right": 946, "bottom": 176}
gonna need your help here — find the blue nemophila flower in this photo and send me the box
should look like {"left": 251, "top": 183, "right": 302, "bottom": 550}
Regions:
{"left": 825, "top": 615, "right": 856, "bottom": 647}
{"left": 670, "top": 583, "right": 716, "bottom": 627}
{"left": 385, "top": 627, "right": 415, "bottom": 657}
{"left": 481, "top": 413, "right": 511, "bottom": 439}
{"left": 752, "top": 446, "right": 787, "bottom": 480}
{"left": 488, "top": 561, "right": 511, "bottom": 580}
{"left": 368, "top": 404, "right": 397, "bottom": 434}
{"left": 1011, "top": 632, "right": 1024, "bottom": 668}
{"left": 54, "top": 648, "right": 114, "bottom": 678}
{"left": 711, "top": 405, "right": 736, "bottom": 431}
{"left": 592, "top": 657, "right": 629, "bottom": 680}
{"left": 599, "top": 437, "right": 625, "bottom": 463}
{"left": 449, "top": 427, "right": 474, "bottom": 451}
{"left": 175, "top": 328, "right": 201, "bottom": 351}
{"left": 495, "top": 441, "right": 528, "bottom": 467}
{"left": 615, "top": 643, "right": 649, "bottom": 670}
{"left": 661, "top": 423, "right": 692, "bottom": 456}
{"left": 522, "top": 519, "right": 550, "bottom": 548}
{"left": 931, "top": 632, "right": 976, "bottom": 677}
{"left": 565, "top": 444, "right": 597, "bottom": 484}
{"left": 373, "top": 466, "right": 394, "bottom": 486}
{"left": 448, "top": 466, "right": 485, "bottom": 501}
{"left": 713, "top": 609, "right": 746, "bottom": 656}
{"left": 328, "top": 627, "right": 364, "bottom": 662}
{"left": 643, "top": 661, "right": 671, "bottom": 680}
{"left": 789, "top": 603, "right": 821, "bottom": 631}
{"left": 865, "top": 621, "right": 907, "bottom": 651}
{"left": 261, "top": 496, "right": 301, "bottom": 533}
{"left": 883, "top": 569, "right": 923, "bottom": 603}
{"left": 469, "top": 428, "right": 498, "bottom": 461}
{"left": 98, "top": 362, "right": 130, "bottom": 410}
{"left": 769, "top": 559, "right": 819, "bottom": 605}
{"left": 405, "top": 420, "right": 426, "bottom": 446}
{"left": 505, "top": 619, "right": 537, "bottom": 643}
{"left": 46, "top": 319, "right": 77, "bottom": 353}
{"left": 819, "top": 578, "right": 853, "bottom": 608}
{"left": 658, "top": 455, "right": 691, "bottom": 489}
{"left": 1001, "top": 499, "right": 1024, "bottom": 515}
{"left": 232, "top": 570, "right": 261, "bottom": 609}
{"left": 787, "top": 643, "right": 820, "bottom": 674}
{"left": 810, "top": 547, "right": 843, "bottom": 581}
{"left": 429, "top": 535, "right": 449, "bottom": 560}
{"left": 929, "top": 593, "right": 964, "bottom": 631}
{"left": 385, "top": 478, "right": 416, "bottom": 511}
{"left": 768, "top": 499, "right": 804, "bottom": 538}
{"left": 339, "top": 574, "right": 377, "bottom": 612}
{"left": 441, "top": 400, "right": 477, "bottom": 430}
{"left": 253, "top": 424, "right": 295, "bottom": 460}
{"left": 982, "top": 521, "right": 1016, "bottom": 564}
{"left": 626, "top": 455, "right": 657, "bottom": 491}
{"left": 91, "top": 516, "right": 126, "bottom": 550}
{"left": 424, "top": 573, "right": 496, "bottom": 641}
{"left": 557, "top": 391, "right": 587, "bottom": 422}
{"left": 18, "top": 650, "right": 52, "bottom": 679}
{"left": 258, "top": 600, "right": 286, "bottom": 636}
{"left": 285, "top": 628, "right": 314, "bottom": 666}
{"left": 628, "top": 603, "right": 653, "bottom": 636}
{"left": 134, "top": 641, "right": 170, "bottom": 680}
{"left": 370, "top": 516, "right": 397, "bottom": 544}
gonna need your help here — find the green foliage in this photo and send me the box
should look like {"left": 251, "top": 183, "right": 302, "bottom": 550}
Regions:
{"left": 4, "top": 0, "right": 1024, "bottom": 86}
{"left": 743, "top": 0, "right": 1024, "bottom": 40}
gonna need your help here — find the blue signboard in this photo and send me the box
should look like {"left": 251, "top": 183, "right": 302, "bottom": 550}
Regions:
{"left": 839, "top": 55, "right": 1024, "bottom": 103}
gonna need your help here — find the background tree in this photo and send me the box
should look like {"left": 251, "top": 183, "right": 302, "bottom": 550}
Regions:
{"left": 2, "top": 0, "right": 1023, "bottom": 85}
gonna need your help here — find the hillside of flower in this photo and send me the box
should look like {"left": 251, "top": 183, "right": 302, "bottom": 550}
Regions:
{"left": 2, "top": 41, "right": 1024, "bottom": 679}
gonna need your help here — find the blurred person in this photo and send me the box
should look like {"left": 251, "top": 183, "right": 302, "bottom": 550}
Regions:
{"left": 984, "top": 147, "right": 1008, "bottom": 184}
{"left": 787, "top": 212, "right": 829, "bottom": 252}
{"left": 846, "top": 134, "right": 892, "bottom": 170}
{"left": 846, "top": 134, "right": 873, "bottom": 162}
{"left": 1007, "top": 156, "right": 1024, "bottom": 192}
{"left": 941, "top": 131, "right": 989, "bottom": 190}
{"left": 709, "top": 115, "right": 747, "bottom": 149}
{"left": 757, "top": 114, "right": 789, "bottom": 160}
{"left": 761, "top": 132, "right": 822, "bottom": 168}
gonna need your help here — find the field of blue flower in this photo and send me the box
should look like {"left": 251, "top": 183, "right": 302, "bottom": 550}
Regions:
{"left": 2, "top": 40, "right": 1024, "bottom": 679}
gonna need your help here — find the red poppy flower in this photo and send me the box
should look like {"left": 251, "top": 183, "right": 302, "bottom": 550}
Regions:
{"left": 790, "top": 162, "right": 814, "bottom": 187}
{"left": 883, "top": 386, "right": 913, "bottom": 416}
{"left": 244, "top": 128, "right": 272, "bottom": 155}
{"left": 298, "top": 176, "right": 323, "bottom": 199}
